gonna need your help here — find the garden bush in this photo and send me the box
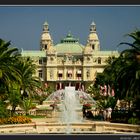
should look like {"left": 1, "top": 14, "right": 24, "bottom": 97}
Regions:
{"left": 128, "top": 117, "right": 140, "bottom": 125}
{"left": 0, "top": 116, "right": 32, "bottom": 125}
{"left": 110, "top": 110, "right": 140, "bottom": 124}
{"left": 111, "top": 110, "right": 133, "bottom": 123}
{"left": 111, "top": 110, "right": 140, "bottom": 125}
{"left": 0, "top": 100, "right": 9, "bottom": 118}
{"left": 0, "top": 118, "right": 7, "bottom": 125}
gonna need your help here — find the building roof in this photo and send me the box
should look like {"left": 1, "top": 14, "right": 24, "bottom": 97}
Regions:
{"left": 54, "top": 33, "right": 84, "bottom": 54}
{"left": 92, "top": 51, "right": 119, "bottom": 56}
{"left": 61, "top": 32, "right": 79, "bottom": 43}
{"left": 21, "top": 50, "right": 46, "bottom": 57}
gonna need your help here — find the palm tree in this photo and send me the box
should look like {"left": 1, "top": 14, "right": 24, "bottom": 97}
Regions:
{"left": 0, "top": 100, "right": 9, "bottom": 118}
{"left": 117, "top": 30, "right": 140, "bottom": 100}
{"left": 119, "top": 30, "right": 140, "bottom": 55}
{"left": 96, "top": 30, "right": 140, "bottom": 101}
{"left": 0, "top": 38, "right": 43, "bottom": 116}
{"left": 20, "top": 98, "right": 33, "bottom": 116}
{"left": 0, "top": 39, "right": 21, "bottom": 99}
{"left": 15, "top": 57, "right": 42, "bottom": 99}
{"left": 8, "top": 82, "right": 21, "bottom": 116}
{"left": 94, "top": 56, "right": 120, "bottom": 98}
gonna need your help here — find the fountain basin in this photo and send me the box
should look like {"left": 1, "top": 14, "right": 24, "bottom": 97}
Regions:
{"left": 0, "top": 121, "right": 139, "bottom": 134}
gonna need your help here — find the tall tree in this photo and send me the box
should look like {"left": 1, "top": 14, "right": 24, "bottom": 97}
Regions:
{"left": 117, "top": 30, "right": 140, "bottom": 99}
{"left": 15, "top": 57, "right": 42, "bottom": 99}
{"left": 0, "top": 39, "right": 21, "bottom": 99}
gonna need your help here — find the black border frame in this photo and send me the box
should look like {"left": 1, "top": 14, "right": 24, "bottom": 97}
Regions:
{"left": 0, "top": 0, "right": 140, "bottom": 5}
{"left": 0, "top": 1, "right": 140, "bottom": 140}
{"left": 1, "top": 134, "right": 140, "bottom": 140}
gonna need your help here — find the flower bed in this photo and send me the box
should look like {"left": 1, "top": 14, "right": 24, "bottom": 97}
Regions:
{"left": 83, "top": 103, "right": 92, "bottom": 109}
{"left": 0, "top": 116, "right": 32, "bottom": 125}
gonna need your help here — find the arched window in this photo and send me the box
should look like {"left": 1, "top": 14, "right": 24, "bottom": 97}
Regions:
{"left": 67, "top": 70, "right": 72, "bottom": 79}
{"left": 39, "top": 58, "right": 43, "bottom": 64}
{"left": 45, "top": 45, "right": 47, "bottom": 50}
{"left": 58, "top": 70, "right": 63, "bottom": 80}
{"left": 92, "top": 44, "right": 95, "bottom": 50}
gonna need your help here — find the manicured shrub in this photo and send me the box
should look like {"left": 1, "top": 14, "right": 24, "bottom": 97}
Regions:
{"left": 110, "top": 110, "right": 140, "bottom": 124}
{"left": 0, "top": 118, "right": 7, "bottom": 125}
{"left": 0, "top": 116, "right": 32, "bottom": 125}
{"left": 128, "top": 117, "right": 140, "bottom": 125}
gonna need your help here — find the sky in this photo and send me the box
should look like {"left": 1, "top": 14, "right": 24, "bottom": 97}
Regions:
{"left": 0, "top": 6, "right": 140, "bottom": 52}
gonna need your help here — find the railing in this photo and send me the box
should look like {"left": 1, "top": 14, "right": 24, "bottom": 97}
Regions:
{"left": 57, "top": 77, "right": 82, "bottom": 81}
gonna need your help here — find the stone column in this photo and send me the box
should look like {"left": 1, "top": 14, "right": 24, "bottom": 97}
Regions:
{"left": 64, "top": 67, "right": 66, "bottom": 80}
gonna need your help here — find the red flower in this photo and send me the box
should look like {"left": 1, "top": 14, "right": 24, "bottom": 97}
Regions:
{"left": 83, "top": 103, "right": 92, "bottom": 109}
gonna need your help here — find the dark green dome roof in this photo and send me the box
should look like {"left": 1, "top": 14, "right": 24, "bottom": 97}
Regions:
{"left": 61, "top": 32, "right": 79, "bottom": 43}
{"left": 55, "top": 32, "right": 84, "bottom": 54}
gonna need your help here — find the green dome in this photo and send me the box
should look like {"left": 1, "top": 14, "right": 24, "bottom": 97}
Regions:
{"left": 55, "top": 33, "right": 84, "bottom": 54}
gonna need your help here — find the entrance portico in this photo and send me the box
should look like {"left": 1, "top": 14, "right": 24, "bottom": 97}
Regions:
{"left": 56, "top": 81, "right": 85, "bottom": 91}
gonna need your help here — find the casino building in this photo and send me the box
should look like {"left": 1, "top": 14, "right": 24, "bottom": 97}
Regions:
{"left": 21, "top": 21, "right": 119, "bottom": 91}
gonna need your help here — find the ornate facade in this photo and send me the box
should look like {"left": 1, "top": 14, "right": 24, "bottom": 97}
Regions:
{"left": 21, "top": 21, "right": 119, "bottom": 91}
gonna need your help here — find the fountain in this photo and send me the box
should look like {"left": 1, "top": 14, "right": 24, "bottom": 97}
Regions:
{"left": 1, "top": 88, "right": 137, "bottom": 134}
{"left": 60, "top": 87, "right": 82, "bottom": 133}
{"left": 60, "top": 87, "right": 82, "bottom": 123}
{"left": 43, "top": 86, "right": 96, "bottom": 134}
{"left": 44, "top": 87, "right": 96, "bottom": 106}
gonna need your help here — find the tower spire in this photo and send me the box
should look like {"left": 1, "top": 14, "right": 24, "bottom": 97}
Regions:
{"left": 40, "top": 21, "right": 53, "bottom": 51}
{"left": 90, "top": 21, "right": 96, "bottom": 33}
{"left": 43, "top": 21, "right": 49, "bottom": 32}
{"left": 86, "top": 21, "right": 100, "bottom": 51}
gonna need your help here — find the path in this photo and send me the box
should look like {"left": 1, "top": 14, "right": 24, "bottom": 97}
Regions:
{"left": 31, "top": 118, "right": 58, "bottom": 123}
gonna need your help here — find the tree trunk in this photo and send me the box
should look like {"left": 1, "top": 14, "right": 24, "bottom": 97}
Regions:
{"left": 11, "top": 105, "right": 16, "bottom": 117}
{"left": 26, "top": 111, "right": 29, "bottom": 116}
